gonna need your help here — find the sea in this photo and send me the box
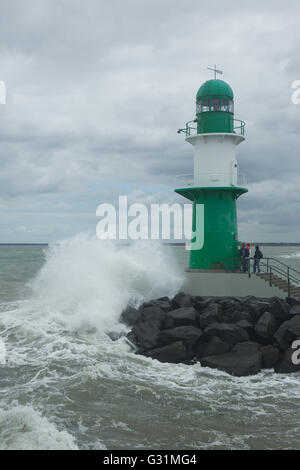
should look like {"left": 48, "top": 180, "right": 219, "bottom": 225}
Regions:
{"left": 0, "top": 235, "right": 300, "bottom": 450}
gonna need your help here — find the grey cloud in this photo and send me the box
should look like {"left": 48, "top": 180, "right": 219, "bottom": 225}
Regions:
{"left": 0, "top": 0, "right": 300, "bottom": 241}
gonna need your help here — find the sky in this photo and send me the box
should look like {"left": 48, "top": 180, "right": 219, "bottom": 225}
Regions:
{"left": 0, "top": 0, "right": 300, "bottom": 243}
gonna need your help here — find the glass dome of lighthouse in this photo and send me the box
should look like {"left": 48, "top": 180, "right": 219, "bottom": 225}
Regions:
{"left": 196, "top": 78, "right": 235, "bottom": 134}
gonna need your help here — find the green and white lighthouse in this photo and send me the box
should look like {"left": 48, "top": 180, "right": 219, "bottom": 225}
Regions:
{"left": 176, "top": 68, "right": 247, "bottom": 271}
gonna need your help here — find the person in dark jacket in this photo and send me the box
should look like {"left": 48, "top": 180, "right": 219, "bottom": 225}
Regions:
{"left": 253, "top": 245, "right": 263, "bottom": 273}
{"left": 240, "top": 243, "right": 250, "bottom": 273}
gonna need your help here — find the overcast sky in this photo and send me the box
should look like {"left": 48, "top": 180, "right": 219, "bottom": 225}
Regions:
{"left": 0, "top": 0, "right": 300, "bottom": 243}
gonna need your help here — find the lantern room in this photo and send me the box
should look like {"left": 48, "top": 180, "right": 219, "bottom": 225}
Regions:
{"left": 196, "top": 79, "right": 235, "bottom": 134}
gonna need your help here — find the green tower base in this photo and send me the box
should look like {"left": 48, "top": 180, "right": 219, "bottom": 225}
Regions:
{"left": 175, "top": 186, "right": 248, "bottom": 271}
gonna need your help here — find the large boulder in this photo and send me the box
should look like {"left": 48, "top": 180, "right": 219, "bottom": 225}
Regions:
{"left": 120, "top": 306, "right": 140, "bottom": 326}
{"left": 165, "top": 307, "right": 198, "bottom": 328}
{"left": 193, "top": 296, "right": 206, "bottom": 303}
{"left": 232, "top": 341, "right": 261, "bottom": 353}
{"left": 126, "top": 330, "right": 138, "bottom": 347}
{"left": 202, "top": 336, "right": 231, "bottom": 356}
{"left": 241, "top": 295, "right": 260, "bottom": 303}
{"left": 219, "top": 298, "right": 251, "bottom": 324}
{"left": 275, "top": 347, "right": 300, "bottom": 374}
{"left": 125, "top": 294, "right": 300, "bottom": 376}
{"left": 201, "top": 350, "right": 262, "bottom": 377}
{"left": 204, "top": 323, "right": 249, "bottom": 346}
{"left": 219, "top": 298, "right": 240, "bottom": 312}
{"left": 254, "top": 311, "right": 279, "bottom": 342}
{"left": 157, "top": 325, "right": 203, "bottom": 348}
{"left": 127, "top": 305, "right": 167, "bottom": 350}
{"left": 223, "top": 309, "right": 252, "bottom": 324}
{"left": 140, "top": 297, "right": 172, "bottom": 312}
{"left": 240, "top": 295, "right": 270, "bottom": 322}
{"left": 194, "top": 298, "right": 214, "bottom": 314}
{"left": 191, "top": 338, "right": 210, "bottom": 359}
{"left": 107, "top": 330, "right": 126, "bottom": 341}
{"left": 274, "top": 316, "right": 300, "bottom": 350}
{"left": 261, "top": 345, "right": 280, "bottom": 369}
{"left": 234, "top": 320, "right": 254, "bottom": 336}
{"left": 270, "top": 298, "right": 291, "bottom": 321}
{"left": 242, "top": 299, "right": 270, "bottom": 323}
{"left": 231, "top": 341, "right": 280, "bottom": 370}
{"left": 145, "top": 341, "right": 191, "bottom": 363}
{"left": 131, "top": 322, "right": 161, "bottom": 351}
{"left": 198, "top": 303, "right": 222, "bottom": 329}
{"left": 286, "top": 297, "right": 300, "bottom": 308}
{"left": 171, "top": 292, "right": 195, "bottom": 309}
{"left": 290, "top": 304, "right": 300, "bottom": 316}
{"left": 139, "top": 306, "right": 166, "bottom": 328}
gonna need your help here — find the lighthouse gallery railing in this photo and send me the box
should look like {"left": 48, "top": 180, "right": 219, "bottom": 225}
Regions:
{"left": 177, "top": 118, "right": 245, "bottom": 137}
{"left": 175, "top": 173, "right": 248, "bottom": 187}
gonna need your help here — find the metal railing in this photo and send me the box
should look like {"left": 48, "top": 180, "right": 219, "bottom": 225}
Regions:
{"left": 175, "top": 172, "right": 248, "bottom": 188}
{"left": 177, "top": 118, "right": 246, "bottom": 137}
{"left": 177, "top": 120, "right": 197, "bottom": 137}
{"left": 233, "top": 119, "right": 245, "bottom": 136}
{"left": 203, "top": 256, "right": 300, "bottom": 297}
{"left": 242, "top": 257, "right": 300, "bottom": 297}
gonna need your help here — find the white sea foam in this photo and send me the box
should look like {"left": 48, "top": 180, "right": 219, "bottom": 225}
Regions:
{"left": 2, "top": 240, "right": 299, "bottom": 450}
{"left": 0, "top": 405, "right": 78, "bottom": 450}
{"left": 31, "top": 234, "right": 184, "bottom": 333}
{"left": 280, "top": 251, "right": 300, "bottom": 259}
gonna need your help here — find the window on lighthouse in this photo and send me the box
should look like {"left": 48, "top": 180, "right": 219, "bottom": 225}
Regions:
{"left": 210, "top": 99, "right": 220, "bottom": 111}
{"left": 221, "top": 99, "right": 230, "bottom": 112}
{"left": 196, "top": 98, "right": 234, "bottom": 113}
{"left": 198, "top": 99, "right": 209, "bottom": 112}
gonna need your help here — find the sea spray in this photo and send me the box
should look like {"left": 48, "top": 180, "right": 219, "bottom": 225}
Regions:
{"left": 0, "top": 405, "right": 78, "bottom": 450}
{"left": 280, "top": 251, "right": 300, "bottom": 259}
{"left": 31, "top": 234, "right": 184, "bottom": 332}
{"left": 1, "top": 244, "right": 300, "bottom": 449}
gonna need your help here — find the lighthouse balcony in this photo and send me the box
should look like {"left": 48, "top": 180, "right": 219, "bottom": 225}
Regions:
{"left": 177, "top": 118, "right": 245, "bottom": 137}
{"left": 175, "top": 172, "right": 247, "bottom": 188}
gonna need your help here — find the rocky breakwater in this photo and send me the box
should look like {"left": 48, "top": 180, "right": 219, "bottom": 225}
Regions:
{"left": 121, "top": 293, "right": 300, "bottom": 377}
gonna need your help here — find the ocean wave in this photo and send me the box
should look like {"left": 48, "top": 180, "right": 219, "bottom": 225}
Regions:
{"left": 0, "top": 405, "right": 78, "bottom": 450}
{"left": 30, "top": 234, "right": 184, "bottom": 333}
{"left": 2, "top": 239, "right": 300, "bottom": 450}
{"left": 280, "top": 252, "right": 300, "bottom": 259}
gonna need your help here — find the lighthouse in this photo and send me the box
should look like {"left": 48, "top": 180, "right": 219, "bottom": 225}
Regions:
{"left": 176, "top": 68, "right": 247, "bottom": 271}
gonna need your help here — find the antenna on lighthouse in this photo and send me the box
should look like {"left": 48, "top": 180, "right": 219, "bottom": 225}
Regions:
{"left": 207, "top": 65, "right": 223, "bottom": 79}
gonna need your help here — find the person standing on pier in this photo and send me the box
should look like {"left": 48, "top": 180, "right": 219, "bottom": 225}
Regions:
{"left": 240, "top": 243, "right": 250, "bottom": 273}
{"left": 253, "top": 245, "right": 263, "bottom": 273}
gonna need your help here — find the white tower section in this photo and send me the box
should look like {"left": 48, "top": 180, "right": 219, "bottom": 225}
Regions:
{"left": 186, "top": 133, "right": 245, "bottom": 187}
